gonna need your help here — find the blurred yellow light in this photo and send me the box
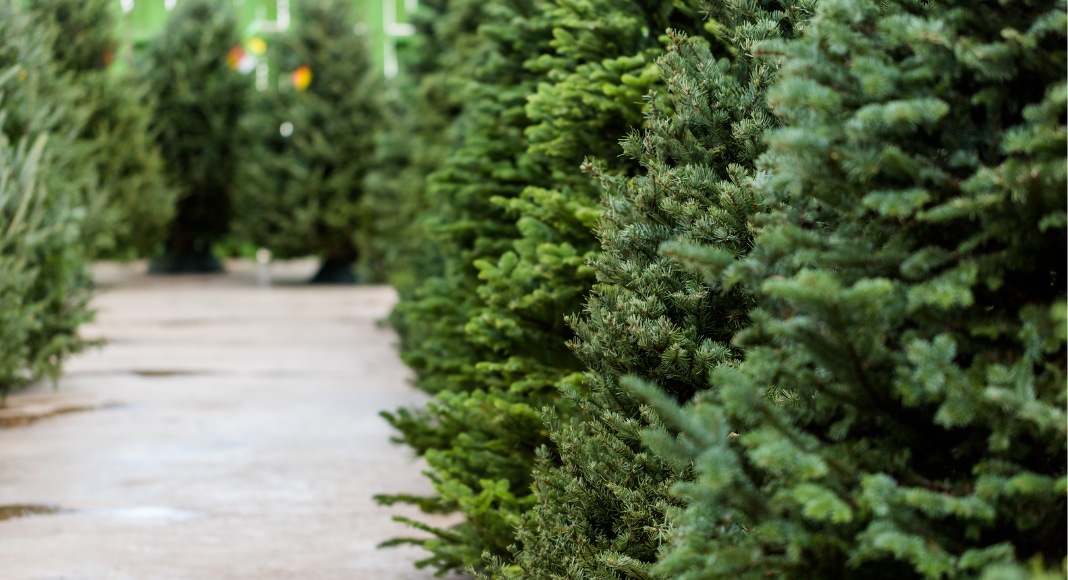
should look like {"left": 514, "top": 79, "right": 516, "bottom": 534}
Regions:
{"left": 247, "top": 38, "right": 267, "bottom": 56}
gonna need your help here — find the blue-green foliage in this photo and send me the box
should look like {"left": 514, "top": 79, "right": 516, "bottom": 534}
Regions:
{"left": 646, "top": 0, "right": 1067, "bottom": 578}
{"left": 377, "top": 0, "right": 1066, "bottom": 577}
{"left": 0, "top": 2, "right": 93, "bottom": 396}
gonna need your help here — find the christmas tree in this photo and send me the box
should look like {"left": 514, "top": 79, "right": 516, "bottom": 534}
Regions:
{"left": 0, "top": 128, "right": 90, "bottom": 399}
{"left": 140, "top": 0, "right": 249, "bottom": 272}
{"left": 235, "top": 0, "right": 379, "bottom": 283}
{"left": 28, "top": 0, "right": 176, "bottom": 258}
{"left": 506, "top": 0, "right": 812, "bottom": 577}
{"left": 378, "top": 0, "right": 720, "bottom": 574}
{"left": 376, "top": 0, "right": 554, "bottom": 571}
{"left": 361, "top": 0, "right": 479, "bottom": 291}
{"left": 0, "top": 2, "right": 93, "bottom": 396}
{"left": 645, "top": 0, "right": 1067, "bottom": 578}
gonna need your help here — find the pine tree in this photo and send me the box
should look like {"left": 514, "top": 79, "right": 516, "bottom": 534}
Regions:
{"left": 140, "top": 0, "right": 249, "bottom": 272}
{"left": 377, "top": 0, "right": 719, "bottom": 574}
{"left": 234, "top": 0, "right": 379, "bottom": 283}
{"left": 644, "top": 0, "right": 1067, "bottom": 578}
{"left": 0, "top": 3, "right": 93, "bottom": 396}
{"left": 28, "top": 0, "right": 176, "bottom": 258}
{"left": 508, "top": 0, "right": 812, "bottom": 577}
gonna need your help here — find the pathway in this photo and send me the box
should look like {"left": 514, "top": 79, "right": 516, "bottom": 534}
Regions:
{"left": 0, "top": 260, "right": 458, "bottom": 580}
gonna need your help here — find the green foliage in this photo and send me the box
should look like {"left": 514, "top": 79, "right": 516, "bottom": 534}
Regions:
{"left": 140, "top": 0, "right": 249, "bottom": 256}
{"left": 235, "top": 0, "right": 378, "bottom": 266}
{"left": 29, "top": 0, "right": 176, "bottom": 258}
{"left": 386, "top": 0, "right": 553, "bottom": 397}
{"left": 466, "top": 0, "right": 712, "bottom": 436}
{"left": 0, "top": 4, "right": 93, "bottom": 397}
{"left": 378, "top": 0, "right": 726, "bottom": 574}
{"left": 646, "top": 0, "right": 1067, "bottom": 578}
{"left": 507, "top": 1, "right": 813, "bottom": 576}
{"left": 378, "top": 1, "right": 555, "bottom": 571}
{"left": 0, "top": 128, "right": 90, "bottom": 398}
{"left": 361, "top": 0, "right": 481, "bottom": 290}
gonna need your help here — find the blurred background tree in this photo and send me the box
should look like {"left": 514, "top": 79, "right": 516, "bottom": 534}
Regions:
{"left": 235, "top": 0, "right": 380, "bottom": 283}
{"left": 0, "top": 2, "right": 94, "bottom": 397}
{"left": 117, "top": 0, "right": 416, "bottom": 89}
{"left": 138, "top": 0, "right": 250, "bottom": 273}
{"left": 359, "top": 0, "right": 476, "bottom": 290}
{"left": 29, "top": 0, "right": 177, "bottom": 260}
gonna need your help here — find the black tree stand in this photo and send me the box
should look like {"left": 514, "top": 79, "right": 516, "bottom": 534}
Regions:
{"left": 310, "top": 257, "right": 357, "bottom": 284}
{"left": 148, "top": 248, "right": 225, "bottom": 274}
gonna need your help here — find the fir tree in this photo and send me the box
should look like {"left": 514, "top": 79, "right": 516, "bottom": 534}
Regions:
{"left": 508, "top": 0, "right": 811, "bottom": 577}
{"left": 378, "top": 0, "right": 718, "bottom": 574}
{"left": 361, "top": 0, "right": 481, "bottom": 290}
{"left": 29, "top": 0, "right": 176, "bottom": 258}
{"left": 140, "top": 0, "right": 249, "bottom": 272}
{"left": 0, "top": 3, "right": 93, "bottom": 396}
{"left": 0, "top": 127, "right": 89, "bottom": 398}
{"left": 383, "top": 0, "right": 554, "bottom": 402}
{"left": 645, "top": 0, "right": 1067, "bottom": 578}
{"left": 464, "top": 0, "right": 713, "bottom": 446}
{"left": 235, "top": 0, "right": 379, "bottom": 283}
{"left": 377, "top": 0, "right": 556, "bottom": 571}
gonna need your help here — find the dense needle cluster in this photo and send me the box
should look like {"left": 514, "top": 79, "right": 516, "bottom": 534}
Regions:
{"left": 377, "top": 0, "right": 1065, "bottom": 578}
{"left": 0, "top": 2, "right": 1061, "bottom": 579}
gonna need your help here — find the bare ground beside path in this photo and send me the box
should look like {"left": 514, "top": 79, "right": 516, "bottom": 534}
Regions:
{"left": 0, "top": 260, "right": 460, "bottom": 580}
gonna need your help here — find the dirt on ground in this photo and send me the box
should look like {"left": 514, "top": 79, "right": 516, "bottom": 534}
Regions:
{"left": 0, "top": 260, "right": 462, "bottom": 580}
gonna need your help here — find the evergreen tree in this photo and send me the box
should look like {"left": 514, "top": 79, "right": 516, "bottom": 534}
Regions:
{"left": 378, "top": 0, "right": 722, "bottom": 574}
{"left": 508, "top": 0, "right": 811, "bottom": 577}
{"left": 645, "top": 0, "right": 1067, "bottom": 578}
{"left": 464, "top": 0, "right": 713, "bottom": 453}
{"left": 140, "top": 0, "right": 249, "bottom": 272}
{"left": 29, "top": 0, "right": 176, "bottom": 258}
{"left": 383, "top": 0, "right": 554, "bottom": 402}
{"left": 377, "top": 1, "right": 556, "bottom": 571}
{"left": 0, "top": 3, "right": 93, "bottom": 396}
{"left": 0, "top": 128, "right": 90, "bottom": 399}
{"left": 361, "top": 0, "right": 481, "bottom": 291}
{"left": 235, "top": 0, "right": 379, "bottom": 283}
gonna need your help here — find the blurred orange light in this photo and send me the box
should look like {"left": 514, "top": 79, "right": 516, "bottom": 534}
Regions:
{"left": 227, "top": 45, "right": 246, "bottom": 69}
{"left": 292, "top": 65, "right": 312, "bottom": 91}
{"left": 228, "top": 45, "right": 256, "bottom": 74}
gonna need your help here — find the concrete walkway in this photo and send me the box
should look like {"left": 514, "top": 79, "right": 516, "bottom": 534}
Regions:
{"left": 0, "top": 260, "right": 459, "bottom": 580}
